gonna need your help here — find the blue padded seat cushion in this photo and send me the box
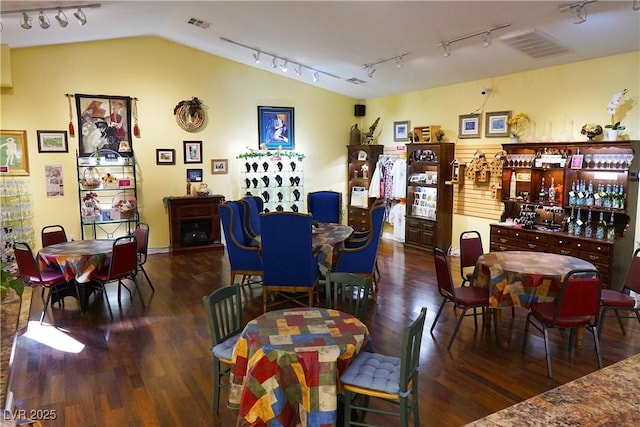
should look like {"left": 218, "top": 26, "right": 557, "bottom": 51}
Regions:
{"left": 211, "top": 334, "right": 240, "bottom": 361}
{"left": 340, "top": 352, "right": 401, "bottom": 395}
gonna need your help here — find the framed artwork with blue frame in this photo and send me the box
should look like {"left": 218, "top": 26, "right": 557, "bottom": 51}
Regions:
{"left": 258, "top": 106, "right": 294, "bottom": 150}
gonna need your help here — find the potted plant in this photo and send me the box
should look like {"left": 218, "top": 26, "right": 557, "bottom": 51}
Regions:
{"left": 1, "top": 261, "right": 24, "bottom": 302}
{"left": 605, "top": 89, "right": 627, "bottom": 141}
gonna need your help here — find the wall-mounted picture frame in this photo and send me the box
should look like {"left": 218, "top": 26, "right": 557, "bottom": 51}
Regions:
{"left": 459, "top": 114, "right": 480, "bottom": 139}
{"left": 0, "top": 129, "right": 30, "bottom": 176}
{"left": 485, "top": 111, "right": 511, "bottom": 137}
{"left": 258, "top": 106, "right": 294, "bottom": 150}
{"left": 37, "top": 130, "right": 68, "bottom": 153}
{"left": 393, "top": 120, "right": 410, "bottom": 142}
{"left": 75, "top": 94, "right": 133, "bottom": 157}
{"left": 187, "top": 168, "right": 203, "bottom": 182}
{"left": 156, "top": 148, "right": 175, "bottom": 165}
{"left": 184, "top": 140, "right": 202, "bottom": 164}
{"left": 211, "top": 159, "right": 228, "bottom": 174}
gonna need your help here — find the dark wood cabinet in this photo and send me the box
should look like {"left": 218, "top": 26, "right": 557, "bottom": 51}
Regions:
{"left": 497, "top": 140, "right": 637, "bottom": 287}
{"left": 404, "top": 142, "right": 454, "bottom": 251}
{"left": 347, "top": 145, "right": 383, "bottom": 232}
{"left": 166, "top": 195, "right": 225, "bottom": 253}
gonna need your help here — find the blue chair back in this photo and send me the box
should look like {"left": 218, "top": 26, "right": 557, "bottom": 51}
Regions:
{"left": 219, "top": 201, "right": 262, "bottom": 273}
{"left": 260, "top": 212, "right": 319, "bottom": 287}
{"left": 335, "top": 203, "right": 385, "bottom": 276}
{"left": 241, "top": 196, "right": 261, "bottom": 236}
{"left": 307, "top": 191, "right": 342, "bottom": 224}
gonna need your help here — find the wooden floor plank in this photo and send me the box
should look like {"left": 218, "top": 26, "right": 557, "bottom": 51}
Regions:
{"left": 6, "top": 239, "right": 640, "bottom": 426}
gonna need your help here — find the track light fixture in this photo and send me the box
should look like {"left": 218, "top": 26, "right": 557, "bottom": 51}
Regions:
{"left": 20, "top": 12, "right": 32, "bottom": 29}
{"left": 559, "top": 1, "right": 597, "bottom": 24}
{"left": 73, "top": 8, "right": 87, "bottom": 25}
{"left": 219, "top": 37, "right": 340, "bottom": 84}
{"left": 55, "top": 10, "right": 68, "bottom": 27}
{"left": 438, "top": 23, "right": 511, "bottom": 58}
{"left": 634, "top": 0, "right": 640, "bottom": 11}
{"left": 38, "top": 11, "right": 50, "bottom": 29}
{"left": 361, "top": 52, "right": 408, "bottom": 78}
{"left": 4, "top": 3, "right": 100, "bottom": 29}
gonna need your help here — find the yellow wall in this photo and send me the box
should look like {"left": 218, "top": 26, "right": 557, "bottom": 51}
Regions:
{"left": 1, "top": 37, "right": 355, "bottom": 248}
{"left": 1, "top": 36, "right": 638, "bottom": 251}
{"left": 363, "top": 51, "right": 640, "bottom": 248}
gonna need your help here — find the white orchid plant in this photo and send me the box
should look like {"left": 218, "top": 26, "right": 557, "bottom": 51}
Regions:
{"left": 606, "top": 88, "right": 627, "bottom": 130}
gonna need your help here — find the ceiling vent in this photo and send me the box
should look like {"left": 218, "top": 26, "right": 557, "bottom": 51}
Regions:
{"left": 346, "top": 77, "right": 367, "bottom": 85}
{"left": 187, "top": 17, "right": 211, "bottom": 29}
{"left": 502, "top": 30, "right": 573, "bottom": 59}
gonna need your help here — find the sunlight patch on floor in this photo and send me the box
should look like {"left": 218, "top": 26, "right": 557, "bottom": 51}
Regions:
{"left": 23, "top": 321, "right": 85, "bottom": 353}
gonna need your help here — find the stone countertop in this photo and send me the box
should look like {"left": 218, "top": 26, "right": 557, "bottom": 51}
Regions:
{"left": 466, "top": 352, "right": 640, "bottom": 426}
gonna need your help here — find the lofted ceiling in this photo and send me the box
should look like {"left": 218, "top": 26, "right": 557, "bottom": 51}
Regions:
{"left": 1, "top": 1, "right": 639, "bottom": 99}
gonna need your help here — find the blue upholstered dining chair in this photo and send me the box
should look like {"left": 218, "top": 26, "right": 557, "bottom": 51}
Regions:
{"left": 219, "top": 201, "right": 263, "bottom": 287}
{"left": 334, "top": 202, "right": 385, "bottom": 289}
{"left": 307, "top": 190, "right": 342, "bottom": 224}
{"left": 260, "top": 211, "right": 319, "bottom": 312}
{"left": 240, "top": 195, "right": 262, "bottom": 237}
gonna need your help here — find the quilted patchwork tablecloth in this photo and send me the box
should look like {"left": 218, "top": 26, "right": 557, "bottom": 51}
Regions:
{"left": 472, "top": 251, "right": 595, "bottom": 308}
{"left": 229, "top": 307, "right": 369, "bottom": 427}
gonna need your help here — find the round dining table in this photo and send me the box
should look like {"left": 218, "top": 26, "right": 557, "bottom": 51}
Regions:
{"left": 229, "top": 307, "right": 369, "bottom": 427}
{"left": 472, "top": 250, "right": 597, "bottom": 308}
{"left": 38, "top": 239, "right": 114, "bottom": 312}
{"left": 312, "top": 222, "right": 354, "bottom": 272}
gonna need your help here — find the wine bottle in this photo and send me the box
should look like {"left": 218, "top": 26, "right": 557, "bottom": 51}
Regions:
{"left": 584, "top": 210, "right": 593, "bottom": 238}
{"left": 585, "top": 180, "right": 594, "bottom": 206}
{"left": 539, "top": 177, "right": 546, "bottom": 202}
{"left": 574, "top": 208, "right": 583, "bottom": 236}
{"left": 596, "top": 211, "right": 606, "bottom": 239}
{"left": 568, "top": 180, "right": 577, "bottom": 206}
{"left": 548, "top": 177, "right": 555, "bottom": 203}
{"left": 607, "top": 213, "right": 616, "bottom": 241}
{"left": 567, "top": 208, "right": 576, "bottom": 234}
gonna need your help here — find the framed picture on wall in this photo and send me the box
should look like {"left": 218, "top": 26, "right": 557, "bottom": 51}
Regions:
{"left": 187, "top": 168, "right": 203, "bottom": 182}
{"left": 156, "top": 148, "right": 175, "bottom": 165}
{"left": 458, "top": 114, "right": 480, "bottom": 139}
{"left": 485, "top": 111, "right": 511, "bottom": 137}
{"left": 0, "top": 129, "right": 29, "bottom": 175}
{"left": 393, "top": 121, "right": 410, "bottom": 142}
{"left": 75, "top": 94, "right": 133, "bottom": 157}
{"left": 37, "top": 130, "right": 68, "bottom": 153}
{"left": 184, "top": 141, "right": 202, "bottom": 163}
{"left": 211, "top": 159, "right": 228, "bottom": 174}
{"left": 258, "top": 106, "right": 294, "bottom": 150}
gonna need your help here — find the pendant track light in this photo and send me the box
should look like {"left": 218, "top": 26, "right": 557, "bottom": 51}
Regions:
{"left": 438, "top": 23, "right": 510, "bottom": 57}
{"left": 38, "top": 11, "right": 50, "bottom": 29}
{"left": 219, "top": 37, "right": 339, "bottom": 84}
{"left": 558, "top": 0, "right": 597, "bottom": 24}
{"left": 20, "top": 12, "right": 32, "bottom": 29}
{"left": 73, "top": 8, "right": 87, "bottom": 25}
{"left": 55, "top": 10, "right": 68, "bottom": 27}
{"left": 362, "top": 52, "right": 408, "bottom": 78}
{"left": 483, "top": 31, "right": 492, "bottom": 48}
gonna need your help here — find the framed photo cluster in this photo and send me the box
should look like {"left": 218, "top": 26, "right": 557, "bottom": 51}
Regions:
{"left": 458, "top": 111, "right": 513, "bottom": 138}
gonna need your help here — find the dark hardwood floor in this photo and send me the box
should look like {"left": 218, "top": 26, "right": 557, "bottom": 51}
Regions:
{"left": 7, "top": 239, "right": 640, "bottom": 426}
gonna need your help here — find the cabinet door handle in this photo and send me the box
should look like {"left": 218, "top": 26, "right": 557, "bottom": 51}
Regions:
{"left": 589, "top": 255, "right": 600, "bottom": 261}
{"left": 500, "top": 238, "right": 507, "bottom": 243}
{"left": 561, "top": 249, "right": 571, "bottom": 255}
{"left": 527, "top": 243, "right": 537, "bottom": 249}
{"left": 499, "top": 245, "right": 508, "bottom": 251}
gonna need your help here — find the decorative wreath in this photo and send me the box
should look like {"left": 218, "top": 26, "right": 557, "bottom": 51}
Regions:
{"left": 174, "top": 97, "right": 205, "bottom": 132}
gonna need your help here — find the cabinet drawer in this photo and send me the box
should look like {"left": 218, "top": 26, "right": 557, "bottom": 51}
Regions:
{"left": 574, "top": 240, "right": 611, "bottom": 256}
{"left": 406, "top": 218, "right": 422, "bottom": 229}
{"left": 525, "top": 233, "right": 548, "bottom": 244}
{"left": 490, "top": 242, "right": 520, "bottom": 252}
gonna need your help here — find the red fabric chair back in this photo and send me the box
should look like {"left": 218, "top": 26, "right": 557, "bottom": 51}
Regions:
{"left": 555, "top": 270, "right": 601, "bottom": 320}
{"left": 623, "top": 251, "right": 640, "bottom": 294}
{"left": 14, "top": 242, "right": 41, "bottom": 280}
{"left": 133, "top": 224, "right": 149, "bottom": 264}
{"left": 107, "top": 236, "right": 138, "bottom": 281}
{"left": 433, "top": 247, "right": 455, "bottom": 300}
{"left": 41, "top": 225, "right": 67, "bottom": 247}
{"left": 460, "top": 231, "right": 483, "bottom": 270}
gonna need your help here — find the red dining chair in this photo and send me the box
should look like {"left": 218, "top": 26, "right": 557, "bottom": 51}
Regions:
{"left": 41, "top": 224, "right": 68, "bottom": 247}
{"left": 431, "top": 247, "right": 498, "bottom": 350}
{"left": 13, "top": 241, "right": 74, "bottom": 324}
{"left": 92, "top": 235, "right": 144, "bottom": 320}
{"left": 459, "top": 230, "right": 483, "bottom": 287}
{"left": 133, "top": 222, "right": 155, "bottom": 292}
{"left": 598, "top": 248, "right": 640, "bottom": 337}
{"left": 523, "top": 269, "right": 602, "bottom": 378}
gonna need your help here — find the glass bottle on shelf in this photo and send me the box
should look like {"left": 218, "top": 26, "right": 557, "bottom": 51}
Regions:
{"left": 509, "top": 170, "right": 517, "bottom": 200}
{"left": 603, "top": 183, "right": 612, "bottom": 208}
{"left": 607, "top": 213, "right": 616, "bottom": 241}
{"left": 596, "top": 211, "right": 606, "bottom": 239}
{"left": 594, "top": 182, "right": 604, "bottom": 207}
{"left": 548, "top": 177, "right": 555, "bottom": 203}
{"left": 538, "top": 177, "right": 546, "bottom": 202}
{"left": 568, "top": 181, "right": 577, "bottom": 206}
{"left": 584, "top": 210, "right": 593, "bottom": 238}
{"left": 574, "top": 208, "right": 583, "bottom": 236}
{"left": 585, "top": 180, "right": 594, "bottom": 206}
{"left": 567, "top": 208, "right": 576, "bottom": 234}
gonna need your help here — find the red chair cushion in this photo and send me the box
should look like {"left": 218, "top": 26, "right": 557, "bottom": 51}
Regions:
{"left": 455, "top": 286, "right": 490, "bottom": 306}
{"left": 600, "top": 289, "right": 636, "bottom": 308}
{"left": 531, "top": 301, "right": 593, "bottom": 327}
